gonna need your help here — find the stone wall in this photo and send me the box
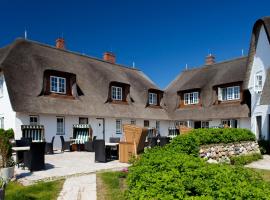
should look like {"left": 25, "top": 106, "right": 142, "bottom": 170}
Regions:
{"left": 199, "top": 141, "right": 260, "bottom": 163}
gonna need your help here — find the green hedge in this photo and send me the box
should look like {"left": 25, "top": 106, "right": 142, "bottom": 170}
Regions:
{"left": 127, "top": 147, "right": 270, "bottom": 199}
{"left": 167, "top": 128, "right": 256, "bottom": 156}
{"left": 230, "top": 153, "right": 262, "bottom": 165}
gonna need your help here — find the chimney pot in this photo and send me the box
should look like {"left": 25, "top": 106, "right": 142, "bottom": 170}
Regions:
{"left": 56, "top": 38, "right": 65, "bottom": 49}
{"left": 103, "top": 52, "right": 116, "bottom": 64}
{"left": 205, "top": 54, "right": 215, "bottom": 65}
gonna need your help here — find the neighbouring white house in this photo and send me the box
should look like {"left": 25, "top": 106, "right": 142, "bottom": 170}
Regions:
{"left": 246, "top": 16, "right": 270, "bottom": 140}
{"left": 0, "top": 39, "right": 171, "bottom": 148}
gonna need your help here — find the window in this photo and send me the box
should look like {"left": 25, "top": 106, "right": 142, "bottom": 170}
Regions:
{"left": 175, "top": 121, "right": 188, "bottom": 127}
{"left": 130, "top": 119, "right": 136, "bottom": 125}
{"left": 79, "top": 117, "right": 88, "bottom": 124}
{"left": 255, "top": 74, "right": 263, "bottom": 92}
{"left": 0, "top": 75, "right": 3, "bottom": 97}
{"left": 221, "top": 119, "right": 238, "bottom": 128}
{"left": 30, "top": 116, "right": 39, "bottom": 125}
{"left": 111, "top": 86, "right": 122, "bottom": 100}
{"left": 219, "top": 86, "right": 240, "bottom": 101}
{"left": 156, "top": 121, "right": 160, "bottom": 134}
{"left": 144, "top": 120, "right": 149, "bottom": 127}
{"left": 0, "top": 117, "right": 4, "bottom": 129}
{"left": 116, "top": 119, "right": 122, "bottom": 134}
{"left": 184, "top": 92, "right": 199, "bottom": 105}
{"left": 57, "top": 117, "right": 65, "bottom": 134}
{"left": 50, "top": 76, "right": 66, "bottom": 94}
{"left": 149, "top": 93, "right": 158, "bottom": 105}
{"left": 201, "top": 121, "right": 209, "bottom": 128}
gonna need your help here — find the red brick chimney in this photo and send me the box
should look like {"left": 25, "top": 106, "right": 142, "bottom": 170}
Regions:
{"left": 103, "top": 52, "right": 116, "bottom": 64}
{"left": 56, "top": 38, "right": 65, "bottom": 49}
{"left": 205, "top": 54, "right": 215, "bottom": 65}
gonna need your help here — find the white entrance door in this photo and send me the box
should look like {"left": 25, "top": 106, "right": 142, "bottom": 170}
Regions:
{"left": 96, "top": 118, "right": 104, "bottom": 140}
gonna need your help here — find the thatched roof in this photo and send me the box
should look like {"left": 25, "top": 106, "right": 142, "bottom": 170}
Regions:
{"left": 0, "top": 39, "right": 169, "bottom": 120}
{"left": 244, "top": 16, "right": 270, "bottom": 90}
{"left": 164, "top": 57, "right": 250, "bottom": 120}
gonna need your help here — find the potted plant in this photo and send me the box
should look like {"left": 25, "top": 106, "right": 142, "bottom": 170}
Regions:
{"left": 0, "top": 177, "right": 6, "bottom": 200}
{"left": 0, "top": 130, "right": 15, "bottom": 181}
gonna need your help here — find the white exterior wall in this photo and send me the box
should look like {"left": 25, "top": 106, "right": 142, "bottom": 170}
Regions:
{"left": 248, "top": 26, "right": 270, "bottom": 139}
{"left": 0, "top": 74, "right": 16, "bottom": 130}
{"left": 15, "top": 113, "right": 171, "bottom": 149}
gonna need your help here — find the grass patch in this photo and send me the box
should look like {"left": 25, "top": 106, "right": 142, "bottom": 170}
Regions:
{"left": 5, "top": 179, "right": 64, "bottom": 200}
{"left": 97, "top": 171, "right": 127, "bottom": 200}
{"left": 252, "top": 168, "right": 270, "bottom": 182}
{"left": 230, "top": 153, "right": 263, "bottom": 165}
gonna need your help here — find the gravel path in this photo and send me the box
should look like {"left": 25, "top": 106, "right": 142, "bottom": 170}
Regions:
{"left": 246, "top": 155, "right": 270, "bottom": 170}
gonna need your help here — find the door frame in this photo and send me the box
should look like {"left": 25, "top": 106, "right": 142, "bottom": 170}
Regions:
{"left": 96, "top": 118, "right": 105, "bottom": 140}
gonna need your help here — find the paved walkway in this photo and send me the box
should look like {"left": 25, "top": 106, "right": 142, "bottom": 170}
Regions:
{"left": 15, "top": 151, "right": 129, "bottom": 185}
{"left": 57, "top": 174, "right": 96, "bottom": 200}
{"left": 246, "top": 155, "right": 270, "bottom": 170}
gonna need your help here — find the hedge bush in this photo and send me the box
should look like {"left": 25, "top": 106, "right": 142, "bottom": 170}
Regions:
{"left": 230, "top": 153, "right": 263, "bottom": 165}
{"left": 127, "top": 147, "right": 270, "bottom": 200}
{"left": 167, "top": 128, "right": 256, "bottom": 157}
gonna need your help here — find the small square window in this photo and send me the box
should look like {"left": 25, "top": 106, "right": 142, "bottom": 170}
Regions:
{"left": 30, "top": 116, "right": 39, "bottom": 125}
{"left": 144, "top": 120, "right": 149, "bottom": 127}
{"left": 130, "top": 119, "right": 136, "bottom": 125}
{"left": 112, "top": 86, "right": 122, "bottom": 100}
{"left": 50, "top": 76, "right": 66, "bottom": 94}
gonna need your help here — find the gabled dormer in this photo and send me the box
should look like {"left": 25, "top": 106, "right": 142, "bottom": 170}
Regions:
{"left": 146, "top": 89, "right": 163, "bottom": 108}
{"left": 107, "top": 81, "right": 130, "bottom": 104}
{"left": 40, "top": 69, "right": 83, "bottom": 99}
{"left": 213, "top": 82, "right": 242, "bottom": 104}
{"left": 178, "top": 89, "right": 201, "bottom": 108}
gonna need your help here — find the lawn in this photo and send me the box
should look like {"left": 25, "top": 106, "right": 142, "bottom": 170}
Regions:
{"left": 252, "top": 168, "right": 270, "bottom": 182}
{"left": 5, "top": 179, "right": 64, "bottom": 200}
{"left": 96, "top": 171, "right": 127, "bottom": 200}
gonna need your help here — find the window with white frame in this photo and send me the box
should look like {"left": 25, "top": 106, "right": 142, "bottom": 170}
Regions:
{"left": 30, "top": 115, "right": 39, "bottom": 125}
{"left": 175, "top": 121, "right": 188, "bottom": 127}
{"left": 255, "top": 74, "right": 263, "bottom": 92}
{"left": 201, "top": 121, "right": 209, "bottom": 128}
{"left": 184, "top": 92, "right": 199, "bottom": 105}
{"left": 149, "top": 93, "right": 158, "bottom": 105}
{"left": 219, "top": 86, "right": 240, "bottom": 101}
{"left": 221, "top": 119, "right": 238, "bottom": 128}
{"left": 111, "top": 86, "right": 122, "bottom": 100}
{"left": 0, "top": 117, "right": 4, "bottom": 129}
{"left": 50, "top": 76, "right": 66, "bottom": 94}
{"left": 56, "top": 117, "right": 65, "bottom": 134}
{"left": 0, "top": 75, "right": 3, "bottom": 97}
{"left": 130, "top": 119, "right": 136, "bottom": 125}
{"left": 116, "top": 119, "right": 122, "bottom": 134}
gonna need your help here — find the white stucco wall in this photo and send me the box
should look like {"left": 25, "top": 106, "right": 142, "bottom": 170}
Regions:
{"left": 15, "top": 113, "right": 171, "bottom": 149}
{"left": 248, "top": 26, "right": 270, "bottom": 139}
{"left": 0, "top": 74, "right": 16, "bottom": 130}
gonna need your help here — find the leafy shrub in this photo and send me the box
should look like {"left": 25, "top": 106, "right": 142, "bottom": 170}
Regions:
{"left": 258, "top": 139, "right": 270, "bottom": 154}
{"left": 127, "top": 147, "right": 270, "bottom": 199}
{"left": 0, "top": 129, "right": 14, "bottom": 139}
{"left": 230, "top": 153, "right": 262, "bottom": 165}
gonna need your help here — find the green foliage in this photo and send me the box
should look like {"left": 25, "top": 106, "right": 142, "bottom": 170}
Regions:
{"left": 5, "top": 180, "right": 64, "bottom": 200}
{"left": 0, "top": 129, "right": 14, "bottom": 168}
{"left": 230, "top": 153, "right": 263, "bottom": 165}
{"left": 0, "top": 129, "right": 14, "bottom": 139}
{"left": 127, "top": 147, "right": 270, "bottom": 200}
{"left": 258, "top": 139, "right": 270, "bottom": 155}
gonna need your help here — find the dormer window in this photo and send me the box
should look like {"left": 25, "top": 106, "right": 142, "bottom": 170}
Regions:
{"left": 184, "top": 92, "right": 199, "bottom": 105}
{"left": 149, "top": 93, "right": 157, "bottom": 105}
{"left": 255, "top": 74, "right": 263, "bottom": 92}
{"left": 50, "top": 76, "right": 66, "bottom": 94}
{"left": 218, "top": 86, "right": 240, "bottom": 101}
{"left": 111, "top": 86, "right": 122, "bottom": 101}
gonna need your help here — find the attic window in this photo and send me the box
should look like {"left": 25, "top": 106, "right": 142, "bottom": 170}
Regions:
{"left": 184, "top": 92, "right": 199, "bottom": 105}
{"left": 149, "top": 93, "right": 157, "bottom": 105}
{"left": 255, "top": 74, "right": 263, "bottom": 92}
{"left": 50, "top": 76, "right": 66, "bottom": 94}
{"left": 112, "top": 86, "right": 122, "bottom": 101}
{"left": 107, "top": 82, "right": 130, "bottom": 103}
{"left": 147, "top": 89, "right": 163, "bottom": 107}
{"left": 218, "top": 86, "right": 240, "bottom": 101}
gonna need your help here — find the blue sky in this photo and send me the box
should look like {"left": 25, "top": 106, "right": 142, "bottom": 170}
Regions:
{"left": 0, "top": 0, "right": 269, "bottom": 89}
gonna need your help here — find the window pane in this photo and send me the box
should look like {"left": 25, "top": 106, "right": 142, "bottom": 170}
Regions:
{"left": 57, "top": 117, "right": 64, "bottom": 134}
{"left": 30, "top": 116, "right": 39, "bottom": 125}
{"left": 144, "top": 120, "right": 149, "bottom": 127}
{"left": 112, "top": 86, "right": 122, "bottom": 100}
{"left": 116, "top": 119, "right": 122, "bottom": 134}
{"left": 184, "top": 93, "right": 189, "bottom": 104}
{"left": 227, "top": 87, "right": 233, "bottom": 100}
{"left": 234, "top": 86, "right": 240, "bottom": 99}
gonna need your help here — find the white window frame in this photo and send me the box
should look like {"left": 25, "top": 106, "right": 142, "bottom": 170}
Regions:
{"left": 255, "top": 74, "right": 263, "bottom": 93}
{"left": 29, "top": 115, "right": 39, "bottom": 125}
{"left": 0, "top": 75, "right": 3, "bottom": 98}
{"left": 184, "top": 92, "right": 199, "bottom": 105}
{"left": 56, "top": 117, "right": 65, "bottom": 135}
{"left": 50, "top": 76, "right": 66, "bottom": 94}
{"left": 220, "top": 86, "right": 240, "bottom": 101}
{"left": 116, "top": 119, "right": 122, "bottom": 134}
{"left": 175, "top": 121, "right": 188, "bottom": 127}
{"left": 111, "top": 86, "right": 122, "bottom": 101}
{"left": 0, "top": 117, "right": 4, "bottom": 129}
{"left": 149, "top": 93, "right": 158, "bottom": 105}
{"left": 221, "top": 119, "right": 238, "bottom": 128}
{"left": 130, "top": 119, "right": 136, "bottom": 125}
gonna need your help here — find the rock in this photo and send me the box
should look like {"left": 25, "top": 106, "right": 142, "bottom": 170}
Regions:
{"left": 207, "top": 159, "right": 218, "bottom": 164}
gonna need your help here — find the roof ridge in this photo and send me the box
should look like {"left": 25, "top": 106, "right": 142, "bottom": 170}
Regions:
{"left": 13, "top": 38, "right": 141, "bottom": 72}
{"left": 182, "top": 56, "right": 247, "bottom": 72}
